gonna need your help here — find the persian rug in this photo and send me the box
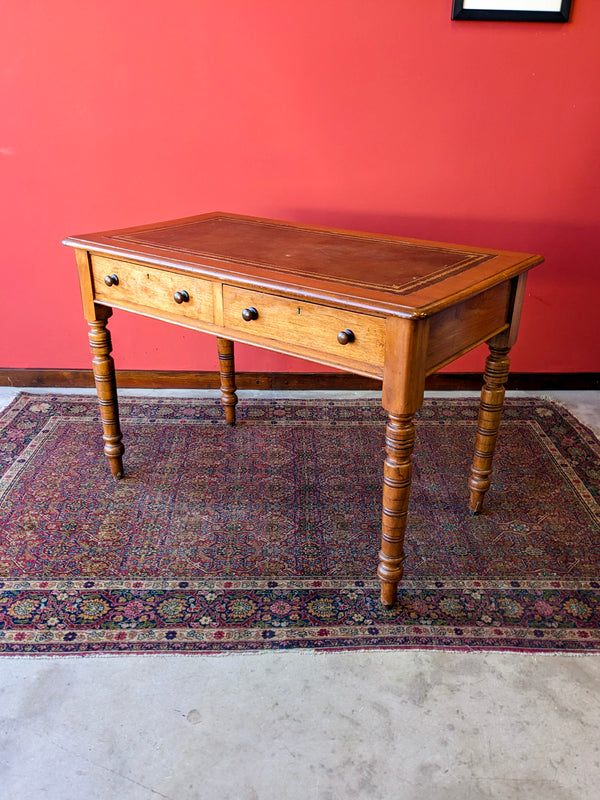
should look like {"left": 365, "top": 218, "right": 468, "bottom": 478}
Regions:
{"left": 0, "top": 392, "right": 599, "bottom": 655}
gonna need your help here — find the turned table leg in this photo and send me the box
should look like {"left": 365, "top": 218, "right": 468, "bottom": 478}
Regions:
{"left": 377, "top": 316, "right": 428, "bottom": 608}
{"left": 377, "top": 412, "right": 416, "bottom": 608}
{"left": 88, "top": 307, "right": 124, "bottom": 479}
{"left": 468, "top": 341, "right": 512, "bottom": 514}
{"left": 217, "top": 337, "right": 238, "bottom": 425}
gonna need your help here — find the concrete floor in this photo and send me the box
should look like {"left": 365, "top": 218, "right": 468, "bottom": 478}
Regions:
{"left": 1, "top": 388, "right": 599, "bottom": 800}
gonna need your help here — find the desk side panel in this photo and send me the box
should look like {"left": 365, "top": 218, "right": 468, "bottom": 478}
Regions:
{"left": 74, "top": 249, "right": 97, "bottom": 321}
{"left": 425, "top": 281, "right": 512, "bottom": 375}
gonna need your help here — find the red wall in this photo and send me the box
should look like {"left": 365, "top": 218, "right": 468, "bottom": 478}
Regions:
{"left": 2, "top": 0, "right": 598, "bottom": 374}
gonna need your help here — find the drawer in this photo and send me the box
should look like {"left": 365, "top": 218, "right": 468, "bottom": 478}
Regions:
{"left": 91, "top": 255, "right": 215, "bottom": 323}
{"left": 223, "top": 285, "right": 385, "bottom": 367}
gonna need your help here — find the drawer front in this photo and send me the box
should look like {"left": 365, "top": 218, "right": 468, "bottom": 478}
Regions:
{"left": 91, "top": 255, "right": 215, "bottom": 323}
{"left": 223, "top": 285, "right": 385, "bottom": 367}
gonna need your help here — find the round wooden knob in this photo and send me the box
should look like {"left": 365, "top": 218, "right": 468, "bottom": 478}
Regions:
{"left": 242, "top": 307, "right": 259, "bottom": 321}
{"left": 173, "top": 290, "right": 190, "bottom": 304}
{"left": 104, "top": 274, "right": 119, "bottom": 287}
{"left": 337, "top": 329, "right": 355, "bottom": 345}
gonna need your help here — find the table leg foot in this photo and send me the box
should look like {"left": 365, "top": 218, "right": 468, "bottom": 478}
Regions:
{"left": 380, "top": 581, "right": 399, "bottom": 609}
{"left": 217, "top": 337, "right": 238, "bottom": 426}
{"left": 468, "top": 342, "right": 511, "bottom": 514}
{"left": 88, "top": 309, "right": 125, "bottom": 478}
{"left": 377, "top": 412, "right": 415, "bottom": 609}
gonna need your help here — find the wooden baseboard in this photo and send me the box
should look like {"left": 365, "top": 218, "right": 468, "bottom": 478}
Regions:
{"left": 0, "top": 369, "right": 598, "bottom": 391}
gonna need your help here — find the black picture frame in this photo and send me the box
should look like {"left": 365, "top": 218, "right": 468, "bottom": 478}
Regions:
{"left": 451, "top": 1, "right": 572, "bottom": 21}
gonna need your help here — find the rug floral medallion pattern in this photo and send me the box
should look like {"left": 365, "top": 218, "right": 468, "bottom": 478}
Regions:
{"left": 0, "top": 393, "right": 599, "bottom": 655}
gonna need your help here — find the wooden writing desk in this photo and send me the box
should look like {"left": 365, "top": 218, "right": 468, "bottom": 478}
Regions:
{"left": 64, "top": 213, "right": 543, "bottom": 607}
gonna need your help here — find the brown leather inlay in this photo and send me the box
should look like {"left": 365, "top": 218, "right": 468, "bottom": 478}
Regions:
{"left": 114, "top": 216, "right": 494, "bottom": 295}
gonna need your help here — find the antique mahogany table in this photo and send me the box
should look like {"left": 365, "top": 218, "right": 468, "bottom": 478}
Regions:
{"left": 64, "top": 213, "right": 543, "bottom": 607}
